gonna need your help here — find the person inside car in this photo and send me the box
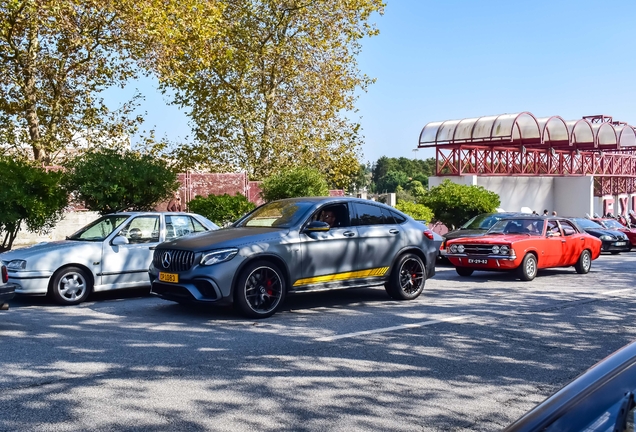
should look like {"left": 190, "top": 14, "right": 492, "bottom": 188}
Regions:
{"left": 319, "top": 209, "right": 338, "bottom": 228}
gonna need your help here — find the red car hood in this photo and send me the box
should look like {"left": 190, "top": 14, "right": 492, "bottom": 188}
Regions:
{"left": 447, "top": 234, "right": 536, "bottom": 244}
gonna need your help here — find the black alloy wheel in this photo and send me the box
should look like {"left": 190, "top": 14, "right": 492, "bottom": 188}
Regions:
{"left": 234, "top": 260, "right": 285, "bottom": 318}
{"left": 385, "top": 253, "right": 426, "bottom": 300}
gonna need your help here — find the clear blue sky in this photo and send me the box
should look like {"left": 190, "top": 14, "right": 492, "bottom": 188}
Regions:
{"left": 106, "top": 0, "right": 636, "bottom": 166}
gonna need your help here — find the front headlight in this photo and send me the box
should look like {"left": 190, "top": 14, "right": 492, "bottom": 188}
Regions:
{"left": 7, "top": 260, "right": 26, "bottom": 270}
{"left": 200, "top": 248, "right": 238, "bottom": 266}
{"left": 449, "top": 244, "right": 458, "bottom": 253}
{"left": 457, "top": 245, "right": 465, "bottom": 253}
{"left": 500, "top": 245, "right": 510, "bottom": 255}
{"left": 600, "top": 235, "right": 613, "bottom": 241}
{"left": 492, "top": 245, "right": 500, "bottom": 254}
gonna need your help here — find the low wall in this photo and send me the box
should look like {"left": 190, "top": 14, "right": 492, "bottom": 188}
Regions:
{"left": 13, "top": 211, "right": 101, "bottom": 248}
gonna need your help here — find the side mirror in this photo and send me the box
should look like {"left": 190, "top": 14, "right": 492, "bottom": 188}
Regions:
{"left": 112, "top": 235, "right": 129, "bottom": 246}
{"left": 304, "top": 221, "right": 330, "bottom": 233}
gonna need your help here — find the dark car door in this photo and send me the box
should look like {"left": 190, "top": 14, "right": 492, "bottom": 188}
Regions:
{"left": 352, "top": 202, "right": 405, "bottom": 273}
{"left": 296, "top": 203, "right": 360, "bottom": 288}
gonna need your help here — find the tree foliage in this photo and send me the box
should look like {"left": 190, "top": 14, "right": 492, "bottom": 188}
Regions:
{"left": 64, "top": 148, "right": 179, "bottom": 214}
{"left": 260, "top": 166, "right": 329, "bottom": 202}
{"left": 420, "top": 180, "right": 500, "bottom": 230}
{"left": 152, "top": 0, "right": 385, "bottom": 181}
{"left": 188, "top": 193, "right": 256, "bottom": 227}
{"left": 395, "top": 201, "right": 434, "bottom": 223}
{"left": 0, "top": 158, "right": 68, "bottom": 251}
{"left": 0, "top": 0, "right": 153, "bottom": 162}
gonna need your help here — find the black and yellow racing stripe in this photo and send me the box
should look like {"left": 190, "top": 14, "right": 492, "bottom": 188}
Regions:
{"left": 293, "top": 266, "right": 389, "bottom": 287}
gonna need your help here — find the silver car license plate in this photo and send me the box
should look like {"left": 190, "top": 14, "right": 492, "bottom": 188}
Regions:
{"left": 468, "top": 258, "right": 488, "bottom": 264}
{"left": 615, "top": 241, "right": 627, "bottom": 246}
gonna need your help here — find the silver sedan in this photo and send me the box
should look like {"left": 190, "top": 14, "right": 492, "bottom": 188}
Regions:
{"left": 150, "top": 197, "right": 438, "bottom": 318}
{"left": 0, "top": 212, "right": 218, "bottom": 305}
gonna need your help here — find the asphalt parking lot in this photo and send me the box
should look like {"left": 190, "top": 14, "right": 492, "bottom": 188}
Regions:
{"left": 2, "top": 253, "right": 636, "bottom": 432}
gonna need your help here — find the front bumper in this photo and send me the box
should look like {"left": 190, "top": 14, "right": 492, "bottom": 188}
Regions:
{"left": 446, "top": 253, "right": 519, "bottom": 270}
{"left": 8, "top": 270, "right": 53, "bottom": 296}
{"left": 149, "top": 260, "right": 238, "bottom": 305}
{"left": 601, "top": 240, "right": 631, "bottom": 252}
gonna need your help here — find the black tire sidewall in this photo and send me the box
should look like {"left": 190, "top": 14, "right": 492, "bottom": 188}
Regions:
{"left": 234, "top": 260, "right": 286, "bottom": 318}
{"left": 456, "top": 267, "right": 474, "bottom": 277}
{"left": 50, "top": 266, "right": 92, "bottom": 305}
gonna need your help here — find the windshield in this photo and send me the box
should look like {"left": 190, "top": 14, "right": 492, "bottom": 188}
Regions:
{"left": 235, "top": 201, "right": 314, "bottom": 228}
{"left": 601, "top": 219, "right": 625, "bottom": 229}
{"left": 68, "top": 215, "right": 130, "bottom": 241}
{"left": 461, "top": 213, "right": 506, "bottom": 230}
{"left": 572, "top": 218, "right": 603, "bottom": 229}
{"left": 487, "top": 219, "right": 545, "bottom": 236}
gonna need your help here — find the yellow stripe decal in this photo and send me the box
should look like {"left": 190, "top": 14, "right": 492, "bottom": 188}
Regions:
{"left": 293, "top": 267, "right": 389, "bottom": 287}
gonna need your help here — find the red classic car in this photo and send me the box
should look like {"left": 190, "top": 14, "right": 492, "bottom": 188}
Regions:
{"left": 446, "top": 216, "right": 602, "bottom": 281}
{"left": 592, "top": 217, "right": 636, "bottom": 247}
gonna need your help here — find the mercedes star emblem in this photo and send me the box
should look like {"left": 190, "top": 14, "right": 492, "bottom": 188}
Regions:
{"left": 161, "top": 251, "right": 172, "bottom": 269}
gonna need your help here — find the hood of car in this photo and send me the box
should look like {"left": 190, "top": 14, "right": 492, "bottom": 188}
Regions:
{"left": 157, "top": 227, "right": 288, "bottom": 251}
{"left": 444, "top": 229, "right": 487, "bottom": 240}
{"left": 0, "top": 240, "right": 93, "bottom": 262}
{"left": 582, "top": 228, "right": 627, "bottom": 239}
{"left": 447, "top": 234, "right": 538, "bottom": 244}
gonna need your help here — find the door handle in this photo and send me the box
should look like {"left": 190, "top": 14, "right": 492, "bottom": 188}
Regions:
{"left": 561, "top": 240, "right": 566, "bottom": 243}
{"left": 343, "top": 231, "right": 356, "bottom": 237}
{"left": 580, "top": 237, "right": 585, "bottom": 241}
{"left": 389, "top": 229, "right": 399, "bottom": 235}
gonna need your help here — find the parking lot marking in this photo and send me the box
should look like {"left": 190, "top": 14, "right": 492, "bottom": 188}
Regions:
{"left": 601, "top": 288, "right": 632, "bottom": 296}
{"left": 315, "top": 315, "right": 469, "bottom": 342}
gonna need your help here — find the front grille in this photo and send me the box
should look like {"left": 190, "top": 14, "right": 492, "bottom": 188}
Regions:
{"left": 153, "top": 249, "right": 195, "bottom": 272}
{"left": 462, "top": 245, "right": 496, "bottom": 255}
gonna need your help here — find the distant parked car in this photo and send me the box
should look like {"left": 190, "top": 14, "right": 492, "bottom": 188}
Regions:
{"left": 0, "top": 212, "right": 218, "bottom": 305}
{"left": 0, "top": 264, "right": 16, "bottom": 310}
{"left": 569, "top": 217, "right": 631, "bottom": 254}
{"left": 446, "top": 216, "right": 601, "bottom": 281}
{"left": 150, "top": 197, "right": 438, "bottom": 318}
{"left": 439, "top": 212, "right": 525, "bottom": 260}
{"left": 504, "top": 339, "right": 636, "bottom": 432}
{"left": 591, "top": 217, "right": 636, "bottom": 247}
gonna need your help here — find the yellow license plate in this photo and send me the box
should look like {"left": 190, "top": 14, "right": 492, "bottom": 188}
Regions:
{"left": 159, "top": 272, "right": 179, "bottom": 283}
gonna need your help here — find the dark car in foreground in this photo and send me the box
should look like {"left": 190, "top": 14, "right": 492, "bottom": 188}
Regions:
{"left": 439, "top": 212, "right": 524, "bottom": 259}
{"left": 0, "top": 264, "right": 16, "bottom": 310}
{"left": 150, "top": 197, "right": 438, "bottom": 318}
{"left": 504, "top": 339, "right": 636, "bottom": 432}
{"left": 569, "top": 217, "right": 631, "bottom": 254}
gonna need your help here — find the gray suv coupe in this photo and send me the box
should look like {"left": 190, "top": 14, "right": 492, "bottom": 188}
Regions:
{"left": 150, "top": 197, "right": 438, "bottom": 318}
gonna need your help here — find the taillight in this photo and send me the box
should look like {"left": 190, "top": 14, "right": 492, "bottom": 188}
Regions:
{"left": 1, "top": 265, "right": 7, "bottom": 284}
{"left": 423, "top": 229, "right": 434, "bottom": 240}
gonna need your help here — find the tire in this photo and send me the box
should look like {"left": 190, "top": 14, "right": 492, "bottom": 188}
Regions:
{"left": 50, "top": 266, "right": 92, "bottom": 305}
{"left": 385, "top": 253, "right": 426, "bottom": 300}
{"left": 575, "top": 250, "right": 592, "bottom": 274}
{"left": 456, "top": 267, "right": 474, "bottom": 277}
{"left": 234, "top": 260, "right": 285, "bottom": 318}
{"left": 517, "top": 253, "right": 538, "bottom": 281}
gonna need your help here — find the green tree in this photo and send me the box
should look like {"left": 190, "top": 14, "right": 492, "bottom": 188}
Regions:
{"left": 376, "top": 170, "right": 409, "bottom": 193}
{"left": 65, "top": 148, "right": 179, "bottom": 214}
{"left": 260, "top": 167, "right": 329, "bottom": 202}
{"left": 421, "top": 180, "right": 500, "bottom": 229}
{"left": 153, "top": 0, "right": 385, "bottom": 180}
{"left": 405, "top": 180, "right": 426, "bottom": 199}
{"left": 188, "top": 193, "right": 256, "bottom": 227}
{"left": 0, "top": 158, "right": 68, "bottom": 251}
{"left": 395, "top": 201, "right": 434, "bottom": 223}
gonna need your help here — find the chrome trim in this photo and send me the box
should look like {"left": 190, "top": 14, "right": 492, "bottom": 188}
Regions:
{"left": 446, "top": 253, "right": 517, "bottom": 260}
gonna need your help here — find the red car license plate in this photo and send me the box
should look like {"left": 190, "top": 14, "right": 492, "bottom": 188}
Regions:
{"left": 468, "top": 258, "right": 488, "bottom": 265}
